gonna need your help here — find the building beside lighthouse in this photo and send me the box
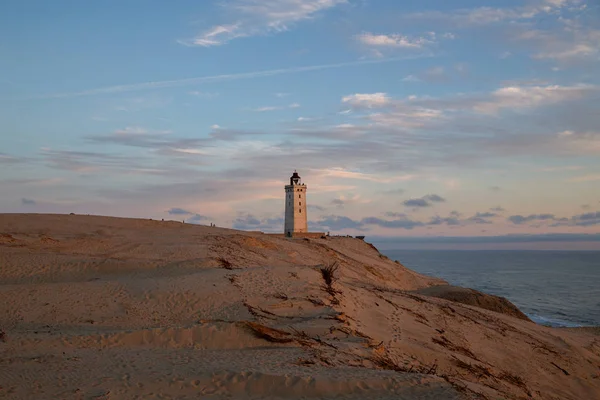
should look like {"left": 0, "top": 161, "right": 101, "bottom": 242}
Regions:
{"left": 284, "top": 170, "right": 307, "bottom": 237}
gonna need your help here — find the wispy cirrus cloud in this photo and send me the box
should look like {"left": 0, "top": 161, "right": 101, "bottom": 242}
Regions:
{"left": 311, "top": 167, "right": 414, "bottom": 183}
{"left": 330, "top": 193, "right": 370, "bottom": 208}
{"left": 511, "top": 9, "right": 599, "bottom": 63}
{"left": 250, "top": 103, "right": 300, "bottom": 112}
{"left": 471, "top": 84, "right": 598, "bottom": 115}
{"left": 354, "top": 31, "right": 452, "bottom": 57}
{"left": 0, "top": 152, "right": 23, "bottom": 164}
{"left": 570, "top": 174, "right": 600, "bottom": 182}
{"left": 404, "top": 0, "right": 583, "bottom": 27}
{"left": 38, "top": 57, "right": 421, "bottom": 99}
{"left": 180, "top": 0, "right": 347, "bottom": 47}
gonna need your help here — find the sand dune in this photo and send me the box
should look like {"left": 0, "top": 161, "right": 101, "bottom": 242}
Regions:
{"left": 1, "top": 214, "right": 599, "bottom": 399}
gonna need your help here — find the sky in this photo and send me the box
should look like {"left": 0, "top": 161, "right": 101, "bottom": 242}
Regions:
{"left": 1, "top": 0, "right": 599, "bottom": 247}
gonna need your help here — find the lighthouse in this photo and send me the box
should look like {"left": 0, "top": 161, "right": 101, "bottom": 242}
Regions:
{"left": 284, "top": 170, "right": 307, "bottom": 237}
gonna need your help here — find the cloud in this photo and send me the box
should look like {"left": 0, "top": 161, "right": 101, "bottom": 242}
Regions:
{"left": 427, "top": 215, "right": 461, "bottom": 226}
{"left": 403, "top": 198, "right": 430, "bottom": 208}
{"left": 2, "top": 178, "right": 64, "bottom": 186}
{"left": 404, "top": 1, "right": 582, "bottom": 27}
{"left": 331, "top": 198, "right": 345, "bottom": 207}
{"left": 424, "top": 194, "right": 445, "bottom": 202}
{"left": 182, "top": 23, "right": 247, "bottom": 47}
{"left": 342, "top": 93, "right": 391, "bottom": 108}
{"left": 403, "top": 194, "right": 446, "bottom": 208}
{"left": 382, "top": 188, "right": 405, "bottom": 195}
{"left": 59, "top": 80, "right": 599, "bottom": 209}
{"left": 362, "top": 216, "right": 424, "bottom": 229}
{"left": 313, "top": 210, "right": 496, "bottom": 232}
{"left": 384, "top": 212, "right": 407, "bottom": 218}
{"left": 515, "top": 17, "right": 600, "bottom": 63}
{"left": 208, "top": 126, "right": 269, "bottom": 141}
{"left": 167, "top": 207, "right": 194, "bottom": 215}
{"left": 251, "top": 103, "right": 300, "bottom": 112}
{"left": 187, "top": 214, "right": 211, "bottom": 224}
{"left": 313, "top": 215, "right": 365, "bottom": 231}
{"left": 308, "top": 204, "right": 326, "bottom": 212}
{"left": 330, "top": 194, "right": 369, "bottom": 208}
{"left": 402, "top": 75, "right": 420, "bottom": 82}
{"left": 40, "top": 57, "right": 418, "bottom": 98}
{"left": 508, "top": 213, "right": 561, "bottom": 224}
{"left": 465, "top": 84, "right": 598, "bottom": 115}
{"left": 21, "top": 198, "right": 36, "bottom": 206}
{"left": 89, "top": 128, "right": 205, "bottom": 151}
{"left": 41, "top": 148, "right": 148, "bottom": 173}
{"left": 571, "top": 211, "right": 600, "bottom": 226}
{"left": 311, "top": 167, "right": 413, "bottom": 183}
{"left": 189, "top": 91, "right": 219, "bottom": 98}
{"left": 355, "top": 32, "right": 434, "bottom": 49}
{"left": 474, "top": 212, "right": 498, "bottom": 218}
{"left": 180, "top": 0, "right": 347, "bottom": 47}
{"left": 0, "top": 152, "right": 23, "bottom": 164}
{"left": 545, "top": 211, "right": 600, "bottom": 227}
{"left": 490, "top": 206, "right": 506, "bottom": 212}
{"left": 426, "top": 211, "right": 497, "bottom": 227}
{"left": 232, "top": 213, "right": 284, "bottom": 232}
{"left": 570, "top": 174, "right": 600, "bottom": 182}
{"left": 420, "top": 66, "right": 448, "bottom": 82}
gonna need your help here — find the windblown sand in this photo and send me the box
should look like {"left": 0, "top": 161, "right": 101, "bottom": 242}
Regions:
{"left": 1, "top": 214, "right": 599, "bottom": 399}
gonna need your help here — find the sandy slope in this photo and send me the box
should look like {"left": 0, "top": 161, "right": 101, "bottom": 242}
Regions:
{"left": 0, "top": 214, "right": 599, "bottom": 399}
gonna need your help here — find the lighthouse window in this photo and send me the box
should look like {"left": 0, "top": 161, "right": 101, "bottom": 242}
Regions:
{"left": 299, "top": 209, "right": 301, "bottom": 213}
{"left": 299, "top": 202, "right": 301, "bottom": 206}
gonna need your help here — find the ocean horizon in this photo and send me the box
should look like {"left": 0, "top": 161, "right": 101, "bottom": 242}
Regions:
{"left": 378, "top": 249, "right": 600, "bottom": 328}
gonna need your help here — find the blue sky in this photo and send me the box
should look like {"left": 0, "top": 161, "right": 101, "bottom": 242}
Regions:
{"left": 1, "top": 0, "right": 599, "bottom": 243}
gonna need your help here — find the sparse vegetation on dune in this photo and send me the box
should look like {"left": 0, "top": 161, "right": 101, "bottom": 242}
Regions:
{"left": 0, "top": 214, "right": 598, "bottom": 400}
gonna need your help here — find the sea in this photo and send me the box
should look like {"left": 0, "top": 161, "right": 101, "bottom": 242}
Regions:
{"left": 378, "top": 250, "right": 600, "bottom": 328}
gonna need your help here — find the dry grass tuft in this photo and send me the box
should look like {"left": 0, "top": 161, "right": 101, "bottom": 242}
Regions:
{"left": 432, "top": 336, "right": 479, "bottom": 361}
{"left": 317, "top": 261, "right": 342, "bottom": 303}
{"left": 452, "top": 357, "right": 494, "bottom": 379}
{"left": 320, "top": 261, "right": 339, "bottom": 286}
{"left": 499, "top": 371, "right": 532, "bottom": 396}
{"left": 371, "top": 353, "right": 408, "bottom": 372}
{"left": 371, "top": 352, "right": 438, "bottom": 375}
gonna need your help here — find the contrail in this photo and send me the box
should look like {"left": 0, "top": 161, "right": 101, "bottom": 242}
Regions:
{"left": 38, "top": 54, "right": 430, "bottom": 99}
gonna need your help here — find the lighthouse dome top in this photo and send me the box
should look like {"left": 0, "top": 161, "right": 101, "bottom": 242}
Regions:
{"left": 290, "top": 170, "right": 303, "bottom": 185}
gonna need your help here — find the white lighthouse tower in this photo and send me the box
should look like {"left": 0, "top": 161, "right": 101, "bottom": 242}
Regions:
{"left": 284, "top": 170, "right": 307, "bottom": 237}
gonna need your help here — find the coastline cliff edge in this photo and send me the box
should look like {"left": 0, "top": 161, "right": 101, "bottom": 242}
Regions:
{"left": 1, "top": 214, "right": 599, "bottom": 399}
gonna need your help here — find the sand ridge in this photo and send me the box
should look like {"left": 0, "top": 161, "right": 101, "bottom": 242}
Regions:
{"left": 1, "top": 214, "right": 599, "bottom": 399}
